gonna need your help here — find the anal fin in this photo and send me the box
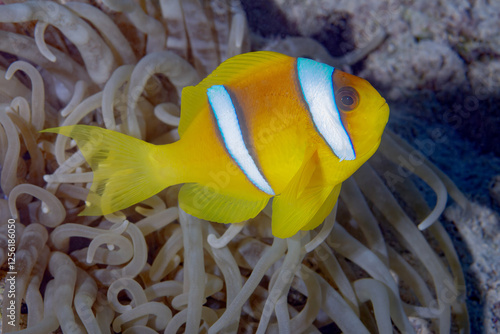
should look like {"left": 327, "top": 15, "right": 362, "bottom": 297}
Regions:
{"left": 179, "top": 183, "right": 269, "bottom": 223}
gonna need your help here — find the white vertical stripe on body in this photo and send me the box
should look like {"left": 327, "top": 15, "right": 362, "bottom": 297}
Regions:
{"left": 207, "top": 85, "right": 275, "bottom": 195}
{"left": 296, "top": 58, "right": 355, "bottom": 161}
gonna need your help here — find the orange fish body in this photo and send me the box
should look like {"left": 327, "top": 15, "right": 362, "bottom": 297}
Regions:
{"left": 44, "top": 51, "right": 389, "bottom": 238}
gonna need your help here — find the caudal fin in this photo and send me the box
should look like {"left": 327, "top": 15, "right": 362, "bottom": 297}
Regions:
{"left": 42, "top": 125, "right": 171, "bottom": 216}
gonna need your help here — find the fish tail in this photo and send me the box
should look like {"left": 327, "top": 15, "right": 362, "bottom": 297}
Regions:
{"left": 42, "top": 125, "right": 175, "bottom": 216}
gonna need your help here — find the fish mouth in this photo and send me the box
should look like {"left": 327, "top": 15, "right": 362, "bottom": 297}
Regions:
{"left": 378, "top": 100, "right": 389, "bottom": 110}
{"left": 378, "top": 101, "right": 390, "bottom": 123}
{"left": 374, "top": 101, "right": 390, "bottom": 144}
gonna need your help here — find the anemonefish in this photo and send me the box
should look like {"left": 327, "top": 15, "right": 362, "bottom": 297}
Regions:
{"left": 43, "top": 51, "right": 389, "bottom": 238}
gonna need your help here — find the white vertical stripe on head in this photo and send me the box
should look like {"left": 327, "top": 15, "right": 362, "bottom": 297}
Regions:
{"left": 296, "top": 58, "right": 356, "bottom": 161}
{"left": 207, "top": 85, "right": 275, "bottom": 195}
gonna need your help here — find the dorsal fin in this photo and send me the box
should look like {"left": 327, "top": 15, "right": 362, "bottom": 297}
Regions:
{"left": 178, "top": 51, "right": 291, "bottom": 136}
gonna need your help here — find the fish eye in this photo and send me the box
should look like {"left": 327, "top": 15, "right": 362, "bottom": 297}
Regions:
{"left": 336, "top": 87, "right": 359, "bottom": 112}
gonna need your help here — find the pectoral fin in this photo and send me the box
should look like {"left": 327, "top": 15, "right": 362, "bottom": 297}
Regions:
{"left": 300, "top": 183, "right": 341, "bottom": 230}
{"left": 271, "top": 150, "right": 339, "bottom": 238}
{"left": 179, "top": 183, "right": 269, "bottom": 223}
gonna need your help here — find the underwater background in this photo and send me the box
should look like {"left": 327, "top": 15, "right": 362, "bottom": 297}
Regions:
{"left": 0, "top": 0, "right": 498, "bottom": 333}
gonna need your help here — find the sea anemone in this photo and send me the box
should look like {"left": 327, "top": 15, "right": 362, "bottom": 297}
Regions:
{"left": 0, "top": 1, "right": 472, "bottom": 333}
